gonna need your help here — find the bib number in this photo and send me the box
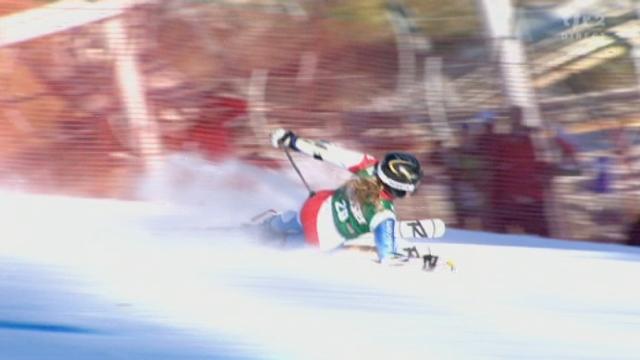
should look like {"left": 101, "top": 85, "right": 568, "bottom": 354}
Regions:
{"left": 334, "top": 199, "right": 349, "bottom": 222}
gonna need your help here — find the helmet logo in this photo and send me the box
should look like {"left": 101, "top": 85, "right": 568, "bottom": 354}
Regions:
{"left": 389, "top": 159, "right": 418, "bottom": 180}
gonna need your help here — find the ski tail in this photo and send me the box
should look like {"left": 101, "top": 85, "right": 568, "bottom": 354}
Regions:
{"left": 249, "top": 209, "right": 279, "bottom": 224}
{"left": 397, "top": 218, "right": 446, "bottom": 239}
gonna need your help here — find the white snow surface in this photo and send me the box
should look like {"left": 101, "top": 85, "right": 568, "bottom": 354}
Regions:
{"left": 0, "top": 155, "right": 639, "bottom": 360}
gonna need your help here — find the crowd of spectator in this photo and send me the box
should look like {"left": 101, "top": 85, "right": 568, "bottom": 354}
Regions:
{"left": 430, "top": 106, "right": 558, "bottom": 236}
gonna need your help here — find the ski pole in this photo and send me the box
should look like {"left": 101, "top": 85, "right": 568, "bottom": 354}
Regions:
{"left": 283, "top": 146, "right": 315, "bottom": 198}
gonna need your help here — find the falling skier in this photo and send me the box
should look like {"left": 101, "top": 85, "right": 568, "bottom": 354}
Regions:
{"left": 262, "top": 128, "right": 424, "bottom": 264}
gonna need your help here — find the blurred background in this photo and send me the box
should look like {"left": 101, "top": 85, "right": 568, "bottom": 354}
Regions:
{"left": 0, "top": 0, "right": 639, "bottom": 245}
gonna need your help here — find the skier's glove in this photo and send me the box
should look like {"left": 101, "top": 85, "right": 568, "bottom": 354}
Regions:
{"left": 270, "top": 128, "right": 297, "bottom": 149}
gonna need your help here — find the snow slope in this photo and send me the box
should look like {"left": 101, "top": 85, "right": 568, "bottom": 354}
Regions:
{"left": 0, "top": 156, "right": 639, "bottom": 360}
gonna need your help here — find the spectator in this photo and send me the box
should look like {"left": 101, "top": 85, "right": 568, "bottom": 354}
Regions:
{"left": 474, "top": 111, "right": 498, "bottom": 230}
{"left": 447, "top": 123, "right": 485, "bottom": 229}
{"left": 489, "top": 106, "right": 551, "bottom": 236}
{"left": 627, "top": 214, "right": 640, "bottom": 246}
{"left": 585, "top": 155, "right": 624, "bottom": 228}
{"left": 590, "top": 156, "right": 613, "bottom": 194}
{"left": 553, "top": 125, "right": 581, "bottom": 174}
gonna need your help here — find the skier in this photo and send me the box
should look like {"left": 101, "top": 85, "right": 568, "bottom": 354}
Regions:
{"left": 263, "top": 128, "right": 423, "bottom": 263}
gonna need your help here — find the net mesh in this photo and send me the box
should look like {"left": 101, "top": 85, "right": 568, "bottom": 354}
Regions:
{"left": 1, "top": 0, "right": 639, "bottom": 243}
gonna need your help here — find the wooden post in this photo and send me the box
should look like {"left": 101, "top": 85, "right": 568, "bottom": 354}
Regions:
{"left": 386, "top": 2, "right": 417, "bottom": 96}
{"left": 476, "top": 0, "right": 542, "bottom": 127}
{"left": 104, "top": 16, "right": 162, "bottom": 171}
{"left": 248, "top": 69, "right": 270, "bottom": 144}
{"left": 424, "top": 57, "right": 451, "bottom": 141}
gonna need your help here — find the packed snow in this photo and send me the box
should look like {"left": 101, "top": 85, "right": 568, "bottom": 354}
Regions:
{"left": 0, "top": 155, "right": 639, "bottom": 359}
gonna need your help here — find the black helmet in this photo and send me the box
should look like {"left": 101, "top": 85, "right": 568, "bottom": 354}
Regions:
{"left": 376, "top": 152, "right": 423, "bottom": 198}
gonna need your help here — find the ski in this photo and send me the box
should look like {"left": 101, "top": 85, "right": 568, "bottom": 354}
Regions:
{"left": 397, "top": 218, "right": 446, "bottom": 240}
{"left": 251, "top": 210, "right": 447, "bottom": 241}
{"left": 172, "top": 211, "right": 446, "bottom": 242}
{"left": 178, "top": 209, "right": 455, "bottom": 272}
{"left": 342, "top": 244, "right": 456, "bottom": 272}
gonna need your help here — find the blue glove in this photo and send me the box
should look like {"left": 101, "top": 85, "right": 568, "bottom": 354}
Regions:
{"left": 373, "top": 218, "right": 397, "bottom": 263}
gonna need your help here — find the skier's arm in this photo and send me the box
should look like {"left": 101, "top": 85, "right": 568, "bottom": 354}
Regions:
{"left": 373, "top": 218, "right": 397, "bottom": 262}
{"left": 271, "top": 128, "right": 377, "bottom": 173}
{"left": 368, "top": 207, "right": 398, "bottom": 262}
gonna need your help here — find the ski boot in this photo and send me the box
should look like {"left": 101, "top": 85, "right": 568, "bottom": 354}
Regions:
{"left": 250, "top": 209, "right": 303, "bottom": 247}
